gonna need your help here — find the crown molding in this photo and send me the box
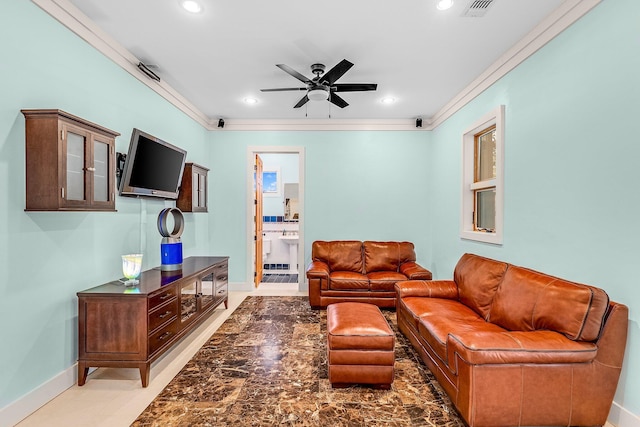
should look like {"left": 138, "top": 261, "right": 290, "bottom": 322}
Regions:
{"left": 428, "top": 0, "right": 601, "bottom": 129}
{"left": 32, "top": 0, "right": 600, "bottom": 132}
{"left": 31, "top": 0, "right": 211, "bottom": 128}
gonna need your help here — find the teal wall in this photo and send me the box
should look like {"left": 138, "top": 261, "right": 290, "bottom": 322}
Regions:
{"left": 0, "top": 2, "right": 211, "bottom": 407}
{"left": 208, "top": 131, "right": 433, "bottom": 286}
{"left": 427, "top": 0, "right": 640, "bottom": 415}
{"left": 2, "top": 0, "right": 639, "bottom": 421}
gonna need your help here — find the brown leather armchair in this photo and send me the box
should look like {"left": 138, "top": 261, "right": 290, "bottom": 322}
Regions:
{"left": 307, "top": 240, "right": 431, "bottom": 308}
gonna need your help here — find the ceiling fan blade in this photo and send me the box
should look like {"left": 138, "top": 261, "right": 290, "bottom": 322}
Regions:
{"left": 329, "top": 93, "right": 349, "bottom": 108}
{"left": 333, "top": 83, "right": 378, "bottom": 92}
{"left": 320, "top": 59, "right": 354, "bottom": 85}
{"left": 276, "top": 64, "right": 312, "bottom": 84}
{"left": 293, "top": 94, "right": 309, "bottom": 108}
{"left": 261, "top": 87, "right": 307, "bottom": 92}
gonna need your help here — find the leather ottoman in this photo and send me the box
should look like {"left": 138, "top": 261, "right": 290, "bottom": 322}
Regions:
{"left": 326, "top": 302, "right": 395, "bottom": 389}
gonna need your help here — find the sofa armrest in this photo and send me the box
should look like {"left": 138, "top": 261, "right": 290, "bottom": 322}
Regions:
{"left": 399, "top": 261, "right": 432, "bottom": 280}
{"left": 446, "top": 330, "right": 597, "bottom": 372}
{"left": 395, "top": 280, "right": 458, "bottom": 299}
{"left": 306, "top": 260, "right": 330, "bottom": 278}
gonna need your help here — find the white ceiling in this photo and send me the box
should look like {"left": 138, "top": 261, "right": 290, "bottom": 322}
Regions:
{"left": 64, "top": 0, "right": 571, "bottom": 123}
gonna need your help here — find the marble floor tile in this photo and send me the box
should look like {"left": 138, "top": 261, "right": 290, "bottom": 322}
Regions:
{"left": 133, "top": 296, "right": 464, "bottom": 427}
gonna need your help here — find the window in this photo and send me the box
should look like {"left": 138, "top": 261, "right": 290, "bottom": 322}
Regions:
{"left": 262, "top": 168, "right": 281, "bottom": 196}
{"left": 461, "top": 106, "right": 504, "bottom": 244}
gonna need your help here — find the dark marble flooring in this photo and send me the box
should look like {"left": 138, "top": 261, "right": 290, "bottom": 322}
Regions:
{"left": 133, "top": 296, "right": 464, "bottom": 426}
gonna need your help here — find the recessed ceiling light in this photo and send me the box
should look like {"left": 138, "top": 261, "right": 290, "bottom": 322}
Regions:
{"left": 244, "top": 97, "right": 258, "bottom": 105}
{"left": 381, "top": 97, "right": 396, "bottom": 105}
{"left": 179, "top": 0, "right": 203, "bottom": 14}
{"left": 436, "top": 0, "right": 454, "bottom": 10}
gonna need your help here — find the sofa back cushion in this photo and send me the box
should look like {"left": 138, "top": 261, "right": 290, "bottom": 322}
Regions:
{"left": 312, "top": 240, "right": 363, "bottom": 273}
{"left": 454, "top": 253, "right": 509, "bottom": 320}
{"left": 363, "top": 241, "right": 416, "bottom": 273}
{"left": 488, "top": 266, "right": 610, "bottom": 341}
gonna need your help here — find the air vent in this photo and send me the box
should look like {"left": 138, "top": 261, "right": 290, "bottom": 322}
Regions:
{"left": 462, "top": 0, "right": 496, "bottom": 17}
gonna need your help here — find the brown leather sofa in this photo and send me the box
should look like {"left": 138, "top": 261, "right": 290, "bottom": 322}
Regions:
{"left": 395, "top": 253, "right": 628, "bottom": 427}
{"left": 307, "top": 240, "right": 432, "bottom": 309}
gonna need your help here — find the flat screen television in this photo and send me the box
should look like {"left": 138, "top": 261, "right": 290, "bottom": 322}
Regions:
{"left": 118, "top": 128, "right": 187, "bottom": 200}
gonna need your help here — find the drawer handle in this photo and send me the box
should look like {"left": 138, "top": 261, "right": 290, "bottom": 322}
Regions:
{"left": 159, "top": 294, "right": 171, "bottom": 300}
{"left": 158, "top": 310, "right": 172, "bottom": 319}
{"left": 158, "top": 331, "right": 172, "bottom": 341}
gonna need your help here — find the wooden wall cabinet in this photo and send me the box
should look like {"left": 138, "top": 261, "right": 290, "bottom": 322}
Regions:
{"left": 177, "top": 162, "right": 208, "bottom": 212}
{"left": 22, "top": 109, "right": 119, "bottom": 211}
{"left": 77, "top": 256, "right": 228, "bottom": 387}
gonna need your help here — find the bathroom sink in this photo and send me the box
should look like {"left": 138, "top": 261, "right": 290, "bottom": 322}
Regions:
{"left": 279, "top": 235, "right": 299, "bottom": 245}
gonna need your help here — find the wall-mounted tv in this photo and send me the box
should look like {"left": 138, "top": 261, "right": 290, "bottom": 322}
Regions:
{"left": 118, "top": 128, "right": 187, "bottom": 200}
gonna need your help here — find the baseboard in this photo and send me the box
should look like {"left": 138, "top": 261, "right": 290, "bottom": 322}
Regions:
{"left": 0, "top": 363, "right": 76, "bottom": 427}
{"left": 608, "top": 401, "right": 640, "bottom": 427}
{"left": 229, "top": 281, "right": 253, "bottom": 292}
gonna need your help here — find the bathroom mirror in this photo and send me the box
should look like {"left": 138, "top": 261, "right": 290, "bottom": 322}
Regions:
{"left": 284, "top": 183, "right": 299, "bottom": 221}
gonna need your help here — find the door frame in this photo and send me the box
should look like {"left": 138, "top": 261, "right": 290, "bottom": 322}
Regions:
{"left": 246, "top": 146, "right": 305, "bottom": 290}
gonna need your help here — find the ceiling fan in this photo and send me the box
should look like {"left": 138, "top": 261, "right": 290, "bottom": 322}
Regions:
{"left": 261, "top": 59, "right": 377, "bottom": 109}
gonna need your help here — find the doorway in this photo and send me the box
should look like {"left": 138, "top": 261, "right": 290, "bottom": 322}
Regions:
{"left": 246, "top": 146, "right": 305, "bottom": 291}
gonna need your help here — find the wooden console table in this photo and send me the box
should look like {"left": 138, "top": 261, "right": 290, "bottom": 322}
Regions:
{"left": 77, "top": 256, "right": 228, "bottom": 387}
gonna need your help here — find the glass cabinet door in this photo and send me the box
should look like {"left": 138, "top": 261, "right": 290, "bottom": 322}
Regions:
{"left": 65, "top": 130, "right": 86, "bottom": 202}
{"left": 198, "top": 172, "right": 206, "bottom": 208}
{"left": 93, "top": 139, "right": 109, "bottom": 202}
{"left": 180, "top": 281, "right": 198, "bottom": 325}
{"left": 200, "top": 272, "right": 215, "bottom": 309}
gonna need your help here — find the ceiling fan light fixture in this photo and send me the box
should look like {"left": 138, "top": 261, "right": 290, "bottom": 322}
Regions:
{"left": 308, "top": 87, "right": 329, "bottom": 102}
{"left": 381, "top": 97, "right": 396, "bottom": 104}
{"left": 436, "top": 0, "right": 454, "bottom": 10}
{"left": 243, "top": 97, "right": 258, "bottom": 104}
{"left": 179, "top": 0, "right": 203, "bottom": 14}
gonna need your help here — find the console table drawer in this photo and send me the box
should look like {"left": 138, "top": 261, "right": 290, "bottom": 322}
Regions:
{"left": 148, "top": 319, "right": 178, "bottom": 356}
{"left": 149, "top": 288, "right": 177, "bottom": 310}
{"left": 215, "top": 286, "right": 227, "bottom": 300}
{"left": 215, "top": 262, "right": 228, "bottom": 278}
{"left": 148, "top": 299, "right": 179, "bottom": 333}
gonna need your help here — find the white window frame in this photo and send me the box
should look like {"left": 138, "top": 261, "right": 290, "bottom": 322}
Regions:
{"left": 461, "top": 105, "right": 504, "bottom": 245}
{"left": 261, "top": 167, "right": 281, "bottom": 197}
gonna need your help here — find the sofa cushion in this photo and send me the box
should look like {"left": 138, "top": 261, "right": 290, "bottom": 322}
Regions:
{"left": 446, "top": 330, "right": 598, "bottom": 369}
{"left": 454, "top": 253, "right": 509, "bottom": 320}
{"left": 312, "top": 240, "right": 363, "bottom": 273}
{"left": 395, "top": 280, "right": 458, "bottom": 299}
{"left": 368, "top": 271, "right": 407, "bottom": 291}
{"left": 488, "top": 266, "right": 610, "bottom": 341}
{"left": 415, "top": 299, "right": 506, "bottom": 364}
{"left": 363, "top": 241, "right": 416, "bottom": 273}
{"left": 327, "top": 302, "right": 394, "bottom": 351}
{"left": 329, "top": 271, "right": 369, "bottom": 290}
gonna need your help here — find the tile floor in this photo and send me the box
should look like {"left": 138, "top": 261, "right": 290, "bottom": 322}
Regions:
{"left": 15, "top": 284, "right": 305, "bottom": 427}
{"left": 261, "top": 273, "right": 298, "bottom": 283}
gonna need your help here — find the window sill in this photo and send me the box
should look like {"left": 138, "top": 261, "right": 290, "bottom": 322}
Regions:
{"left": 460, "top": 230, "right": 502, "bottom": 245}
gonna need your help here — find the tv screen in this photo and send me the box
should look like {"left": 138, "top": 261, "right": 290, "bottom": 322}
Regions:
{"left": 119, "top": 129, "right": 187, "bottom": 200}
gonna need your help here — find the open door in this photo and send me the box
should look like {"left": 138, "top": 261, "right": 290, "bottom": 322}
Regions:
{"left": 254, "top": 154, "right": 263, "bottom": 287}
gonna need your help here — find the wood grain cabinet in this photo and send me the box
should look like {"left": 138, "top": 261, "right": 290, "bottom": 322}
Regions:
{"left": 177, "top": 162, "right": 208, "bottom": 212}
{"left": 21, "top": 109, "right": 119, "bottom": 211}
{"left": 77, "top": 256, "right": 228, "bottom": 387}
